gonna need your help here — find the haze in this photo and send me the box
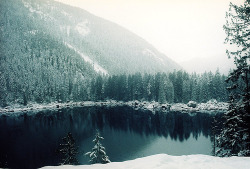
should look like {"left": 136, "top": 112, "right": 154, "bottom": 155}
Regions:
{"left": 55, "top": 0, "right": 244, "bottom": 74}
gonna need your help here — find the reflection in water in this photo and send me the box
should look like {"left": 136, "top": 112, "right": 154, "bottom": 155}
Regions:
{"left": 0, "top": 106, "right": 221, "bottom": 169}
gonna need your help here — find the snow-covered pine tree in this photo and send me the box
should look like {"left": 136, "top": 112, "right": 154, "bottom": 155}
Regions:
{"left": 216, "top": 0, "right": 250, "bottom": 157}
{"left": 211, "top": 114, "right": 219, "bottom": 156}
{"left": 85, "top": 131, "right": 111, "bottom": 164}
{"left": 57, "top": 132, "right": 79, "bottom": 165}
{"left": 158, "top": 74, "right": 167, "bottom": 104}
{"left": 166, "top": 79, "right": 175, "bottom": 103}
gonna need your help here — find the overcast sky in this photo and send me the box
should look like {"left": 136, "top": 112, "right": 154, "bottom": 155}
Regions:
{"left": 55, "top": 0, "right": 244, "bottom": 74}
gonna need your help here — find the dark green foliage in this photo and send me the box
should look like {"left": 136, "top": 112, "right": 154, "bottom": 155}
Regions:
{"left": 210, "top": 114, "right": 222, "bottom": 156}
{"left": 0, "top": 0, "right": 96, "bottom": 106}
{"left": 57, "top": 132, "right": 79, "bottom": 165}
{"left": 217, "top": 0, "right": 250, "bottom": 157}
{"left": 85, "top": 131, "right": 110, "bottom": 164}
{"left": 95, "top": 71, "right": 228, "bottom": 103}
{"left": 0, "top": 0, "right": 230, "bottom": 107}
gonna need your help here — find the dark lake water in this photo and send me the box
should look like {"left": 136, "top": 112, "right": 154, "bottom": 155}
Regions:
{"left": 0, "top": 106, "right": 222, "bottom": 169}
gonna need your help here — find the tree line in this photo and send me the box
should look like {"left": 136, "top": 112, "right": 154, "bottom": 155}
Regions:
{"left": 91, "top": 70, "right": 228, "bottom": 104}
{"left": 216, "top": 0, "right": 250, "bottom": 157}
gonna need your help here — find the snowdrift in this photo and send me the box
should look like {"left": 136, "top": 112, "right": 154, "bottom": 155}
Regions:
{"left": 0, "top": 100, "right": 228, "bottom": 114}
{"left": 41, "top": 154, "right": 250, "bottom": 169}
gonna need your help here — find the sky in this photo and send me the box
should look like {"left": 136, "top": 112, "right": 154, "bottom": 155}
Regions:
{"left": 55, "top": 0, "right": 244, "bottom": 74}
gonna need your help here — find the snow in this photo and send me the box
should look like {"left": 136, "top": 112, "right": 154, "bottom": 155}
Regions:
{"left": 125, "top": 100, "right": 228, "bottom": 114}
{"left": 22, "top": 0, "right": 36, "bottom": 13}
{"left": 28, "top": 30, "right": 38, "bottom": 35}
{"left": 61, "top": 10, "right": 71, "bottom": 18}
{"left": 0, "top": 100, "right": 228, "bottom": 114}
{"left": 41, "top": 154, "right": 250, "bottom": 169}
{"left": 76, "top": 20, "right": 90, "bottom": 37}
{"left": 67, "top": 26, "right": 70, "bottom": 37}
{"left": 22, "top": 0, "right": 54, "bottom": 21}
{"left": 142, "top": 49, "right": 164, "bottom": 63}
{"left": 65, "top": 42, "right": 109, "bottom": 75}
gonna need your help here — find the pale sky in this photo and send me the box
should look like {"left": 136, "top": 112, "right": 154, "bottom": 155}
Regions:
{"left": 55, "top": 0, "right": 244, "bottom": 74}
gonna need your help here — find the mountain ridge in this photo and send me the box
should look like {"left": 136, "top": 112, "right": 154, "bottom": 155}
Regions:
{"left": 0, "top": 0, "right": 181, "bottom": 106}
{"left": 21, "top": 0, "right": 181, "bottom": 74}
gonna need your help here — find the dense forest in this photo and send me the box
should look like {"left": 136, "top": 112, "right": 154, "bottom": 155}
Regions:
{"left": 0, "top": 0, "right": 96, "bottom": 107}
{"left": 0, "top": 0, "right": 228, "bottom": 107}
{"left": 91, "top": 70, "right": 228, "bottom": 103}
{"left": 0, "top": 0, "right": 181, "bottom": 107}
{"left": 0, "top": 66, "right": 228, "bottom": 107}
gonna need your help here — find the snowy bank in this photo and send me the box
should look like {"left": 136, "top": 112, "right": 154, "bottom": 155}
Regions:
{"left": 0, "top": 100, "right": 228, "bottom": 114}
{"left": 41, "top": 154, "right": 250, "bottom": 169}
{"left": 125, "top": 99, "right": 228, "bottom": 114}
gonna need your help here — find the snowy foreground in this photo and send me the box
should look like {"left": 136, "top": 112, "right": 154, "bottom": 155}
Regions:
{"left": 0, "top": 100, "right": 228, "bottom": 114}
{"left": 41, "top": 154, "right": 250, "bottom": 169}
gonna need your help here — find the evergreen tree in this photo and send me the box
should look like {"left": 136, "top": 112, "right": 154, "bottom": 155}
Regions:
{"left": 213, "top": 69, "right": 222, "bottom": 100}
{"left": 211, "top": 115, "right": 219, "bottom": 156}
{"left": 217, "top": 0, "right": 250, "bottom": 157}
{"left": 182, "top": 79, "right": 191, "bottom": 103}
{"left": 165, "top": 79, "right": 175, "bottom": 103}
{"left": 191, "top": 77, "right": 200, "bottom": 102}
{"left": 85, "top": 131, "right": 111, "bottom": 164}
{"left": 158, "top": 74, "right": 166, "bottom": 104}
{"left": 57, "top": 132, "right": 79, "bottom": 165}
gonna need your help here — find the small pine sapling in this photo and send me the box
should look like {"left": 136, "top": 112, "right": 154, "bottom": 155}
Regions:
{"left": 57, "top": 132, "right": 79, "bottom": 165}
{"left": 85, "top": 130, "right": 111, "bottom": 164}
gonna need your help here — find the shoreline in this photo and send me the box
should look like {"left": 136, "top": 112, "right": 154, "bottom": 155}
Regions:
{"left": 0, "top": 100, "right": 228, "bottom": 114}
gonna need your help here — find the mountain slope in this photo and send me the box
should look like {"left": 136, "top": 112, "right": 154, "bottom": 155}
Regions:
{"left": 0, "top": 0, "right": 97, "bottom": 106}
{"left": 0, "top": 0, "right": 181, "bottom": 106}
{"left": 20, "top": 0, "right": 181, "bottom": 74}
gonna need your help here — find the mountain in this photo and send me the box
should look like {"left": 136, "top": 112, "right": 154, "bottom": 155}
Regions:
{"left": 22, "top": 0, "right": 180, "bottom": 74}
{"left": 0, "top": 0, "right": 181, "bottom": 106}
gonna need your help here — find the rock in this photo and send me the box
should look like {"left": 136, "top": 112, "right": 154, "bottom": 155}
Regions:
{"left": 187, "top": 101, "right": 197, "bottom": 108}
{"left": 134, "top": 100, "right": 139, "bottom": 107}
{"left": 161, "top": 104, "right": 171, "bottom": 111}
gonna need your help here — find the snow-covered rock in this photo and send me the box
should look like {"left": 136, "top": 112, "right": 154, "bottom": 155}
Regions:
{"left": 0, "top": 100, "right": 228, "bottom": 114}
{"left": 41, "top": 154, "right": 250, "bottom": 169}
{"left": 75, "top": 20, "right": 90, "bottom": 36}
{"left": 187, "top": 101, "right": 197, "bottom": 108}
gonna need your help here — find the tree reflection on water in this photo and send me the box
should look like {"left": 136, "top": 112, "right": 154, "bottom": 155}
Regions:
{"left": 0, "top": 106, "right": 223, "bottom": 169}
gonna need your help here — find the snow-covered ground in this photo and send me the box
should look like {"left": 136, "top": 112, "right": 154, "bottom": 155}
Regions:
{"left": 22, "top": 0, "right": 54, "bottom": 21}
{"left": 41, "top": 154, "right": 250, "bottom": 169}
{"left": 65, "top": 42, "right": 109, "bottom": 75}
{"left": 0, "top": 100, "right": 228, "bottom": 114}
{"left": 169, "top": 100, "right": 228, "bottom": 114}
{"left": 125, "top": 100, "right": 228, "bottom": 114}
{"left": 142, "top": 49, "right": 164, "bottom": 63}
{"left": 75, "top": 20, "right": 90, "bottom": 36}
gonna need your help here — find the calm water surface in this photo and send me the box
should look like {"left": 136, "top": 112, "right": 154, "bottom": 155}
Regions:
{"left": 0, "top": 106, "right": 222, "bottom": 169}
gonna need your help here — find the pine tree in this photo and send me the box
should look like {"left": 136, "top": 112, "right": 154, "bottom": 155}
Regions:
{"left": 217, "top": 0, "right": 250, "bottom": 157}
{"left": 211, "top": 115, "right": 219, "bottom": 156}
{"left": 158, "top": 74, "right": 166, "bottom": 104}
{"left": 182, "top": 79, "right": 191, "bottom": 103}
{"left": 85, "top": 131, "right": 111, "bottom": 164}
{"left": 165, "top": 79, "right": 175, "bottom": 103}
{"left": 57, "top": 132, "right": 79, "bottom": 165}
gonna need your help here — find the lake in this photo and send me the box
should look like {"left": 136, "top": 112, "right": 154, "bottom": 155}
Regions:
{"left": 0, "top": 106, "right": 222, "bottom": 169}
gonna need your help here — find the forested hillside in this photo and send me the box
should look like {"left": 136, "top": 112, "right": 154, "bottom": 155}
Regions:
{"left": 0, "top": 0, "right": 183, "bottom": 107}
{"left": 0, "top": 0, "right": 96, "bottom": 106}
{"left": 0, "top": 0, "right": 228, "bottom": 107}
{"left": 5, "top": 0, "right": 181, "bottom": 75}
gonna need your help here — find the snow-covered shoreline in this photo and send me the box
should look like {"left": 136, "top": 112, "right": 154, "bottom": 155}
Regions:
{"left": 0, "top": 99, "right": 228, "bottom": 114}
{"left": 41, "top": 154, "right": 250, "bottom": 169}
